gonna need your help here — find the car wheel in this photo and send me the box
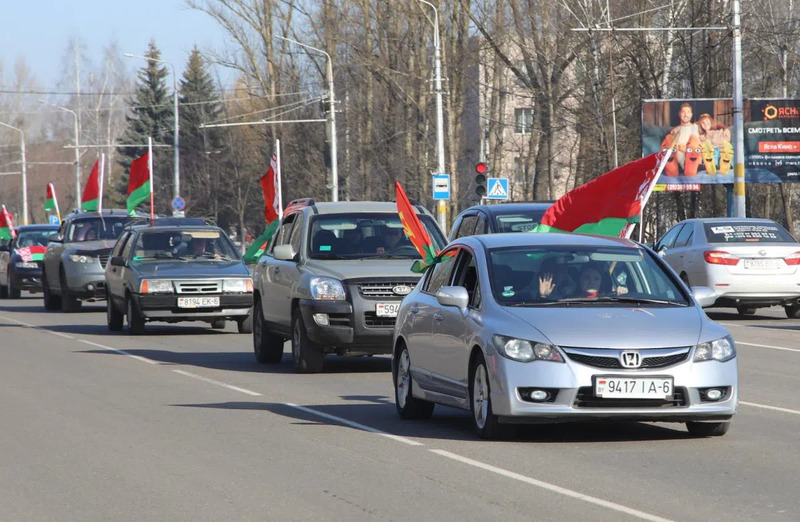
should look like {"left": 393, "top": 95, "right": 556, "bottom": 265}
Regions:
{"left": 0, "top": 275, "right": 7, "bottom": 298}
{"left": 210, "top": 319, "right": 226, "bottom": 329}
{"left": 736, "top": 306, "right": 756, "bottom": 316}
{"left": 291, "top": 310, "right": 325, "bottom": 373}
{"left": 237, "top": 310, "right": 253, "bottom": 334}
{"left": 107, "top": 297, "right": 124, "bottom": 331}
{"left": 252, "top": 300, "right": 284, "bottom": 363}
{"left": 470, "top": 353, "right": 504, "bottom": 440}
{"left": 60, "top": 269, "right": 81, "bottom": 313}
{"left": 127, "top": 296, "right": 145, "bottom": 335}
{"left": 7, "top": 272, "right": 20, "bottom": 299}
{"left": 394, "top": 345, "right": 435, "bottom": 420}
{"left": 686, "top": 421, "right": 730, "bottom": 437}
{"left": 42, "top": 269, "right": 61, "bottom": 311}
{"left": 784, "top": 303, "right": 800, "bottom": 319}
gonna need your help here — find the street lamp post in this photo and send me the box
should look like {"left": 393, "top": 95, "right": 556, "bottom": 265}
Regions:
{"left": 731, "top": 0, "right": 746, "bottom": 217}
{"left": 125, "top": 53, "right": 181, "bottom": 215}
{"left": 0, "top": 121, "right": 28, "bottom": 224}
{"left": 39, "top": 100, "right": 81, "bottom": 208}
{"left": 277, "top": 36, "right": 338, "bottom": 202}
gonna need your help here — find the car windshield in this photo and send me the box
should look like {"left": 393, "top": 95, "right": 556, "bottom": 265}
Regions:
{"left": 307, "top": 213, "right": 446, "bottom": 260}
{"left": 704, "top": 222, "right": 796, "bottom": 243}
{"left": 65, "top": 217, "right": 130, "bottom": 242}
{"left": 15, "top": 230, "right": 54, "bottom": 248}
{"left": 494, "top": 210, "right": 548, "bottom": 233}
{"left": 131, "top": 229, "right": 239, "bottom": 263}
{"left": 488, "top": 246, "right": 689, "bottom": 306}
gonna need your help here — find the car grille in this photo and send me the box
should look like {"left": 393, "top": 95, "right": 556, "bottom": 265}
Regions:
{"left": 363, "top": 312, "right": 396, "bottom": 328}
{"left": 328, "top": 313, "right": 351, "bottom": 327}
{"left": 98, "top": 254, "right": 110, "bottom": 269}
{"left": 175, "top": 280, "right": 221, "bottom": 294}
{"left": 357, "top": 281, "right": 416, "bottom": 299}
{"left": 562, "top": 347, "right": 691, "bottom": 369}
{"left": 573, "top": 387, "right": 688, "bottom": 408}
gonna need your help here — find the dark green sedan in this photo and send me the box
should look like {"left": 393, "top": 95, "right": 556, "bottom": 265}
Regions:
{"left": 104, "top": 221, "right": 253, "bottom": 335}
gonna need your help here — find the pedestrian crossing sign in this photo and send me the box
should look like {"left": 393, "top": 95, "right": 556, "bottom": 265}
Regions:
{"left": 487, "top": 177, "right": 509, "bottom": 200}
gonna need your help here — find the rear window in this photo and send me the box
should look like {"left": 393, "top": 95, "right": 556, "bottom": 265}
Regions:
{"left": 494, "top": 211, "right": 548, "bottom": 233}
{"left": 704, "top": 222, "right": 796, "bottom": 243}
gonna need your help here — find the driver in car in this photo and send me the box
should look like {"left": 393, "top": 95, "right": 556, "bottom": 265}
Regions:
{"left": 383, "top": 227, "right": 406, "bottom": 253}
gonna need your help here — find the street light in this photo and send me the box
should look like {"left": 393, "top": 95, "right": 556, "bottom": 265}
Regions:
{"left": 277, "top": 36, "right": 338, "bottom": 202}
{"left": 39, "top": 100, "right": 81, "bottom": 208}
{"left": 0, "top": 121, "right": 28, "bottom": 224}
{"left": 125, "top": 53, "right": 181, "bottom": 215}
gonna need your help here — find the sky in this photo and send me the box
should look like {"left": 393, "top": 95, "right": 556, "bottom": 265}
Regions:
{"left": 0, "top": 0, "right": 235, "bottom": 91}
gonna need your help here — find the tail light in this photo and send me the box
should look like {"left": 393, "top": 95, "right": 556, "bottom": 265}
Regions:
{"left": 784, "top": 251, "right": 800, "bottom": 265}
{"left": 704, "top": 250, "right": 740, "bottom": 266}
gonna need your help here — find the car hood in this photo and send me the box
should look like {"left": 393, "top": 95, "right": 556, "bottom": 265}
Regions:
{"left": 502, "top": 305, "right": 703, "bottom": 349}
{"left": 304, "top": 258, "right": 422, "bottom": 281}
{"left": 64, "top": 239, "right": 117, "bottom": 253}
{"left": 132, "top": 261, "right": 250, "bottom": 278}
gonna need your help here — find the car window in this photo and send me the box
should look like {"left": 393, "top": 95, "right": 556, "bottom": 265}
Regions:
{"left": 65, "top": 217, "right": 130, "bottom": 242}
{"left": 673, "top": 224, "right": 694, "bottom": 248}
{"left": 474, "top": 214, "right": 488, "bottom": 235}
{"left": 494, "top": 210, "right": 547, "bottom": 233}
{"left": 289, "top": 214, "right": 304, "bottom": 254}
{"left": 455, "top": 215, "right": 477, "bottom": 239}
{"left": 112, "top": 232, "right": 131, "bottom": 257}
{"left": 15, "top": 229, "right": 54, "bottom": 248}
{"left": 655, "top": 224, "right": 684, "bottom": 251}
{"left": 131, "top": 229, "right": 238, "bottom": 262}
{"left": 423, "top": 249, "right": 459, "bottom": 294}
{"left": 448, "top": 215, "right": 464, "bottom": 242}
{"left": 452, "top": 249, "right": 481, "bottom": 308}
{"left": 271, "top": 214, "right": 297, "bottom": 252}
{"left": 703, "top": 221, "right": 797, "bottom": 243}
{"left": 121, "top": 233, "right": 135, "bottom": 260}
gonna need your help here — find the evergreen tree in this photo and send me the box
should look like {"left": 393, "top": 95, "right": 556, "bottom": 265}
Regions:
{"left": 116, "top": 40, "right": 174, "bottom": 215}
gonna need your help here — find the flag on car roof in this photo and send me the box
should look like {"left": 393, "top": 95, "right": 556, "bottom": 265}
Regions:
{"left": 81, "top": 156, "right": 104, "bottom": 212}
{"left": 126, "top": 152, "right": 150, "bottom": 216}
{"left": 243, "top": 152, "right": 282, "bottom": 264}
{"left": 44, "top": 183, "right": 58, "bottom": 212}
{"left": 395, "top": 182, "right": 437, "bottom": 272}
{"left": 0, "top": 205, "right": 16, "bottom": 240}
{"left": 533, "top": 151, "right": 671, "bottom": 238}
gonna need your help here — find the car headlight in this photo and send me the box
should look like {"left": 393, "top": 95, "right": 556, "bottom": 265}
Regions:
{"left": 69, "top": 254, "right": 93, "bottom": 263}
{"left": 16, "top": 262, "right": 37, "bottom": 269}
{"left": 140, "top": 279, "right": 173, "bottom": 294}
{"left": 694, "top": 336, "right": 736, "bottom": 362}
{"left": 492, "top": 335, "right": 564, "bottom": 363}
{"left": 223, "top": 278, "right": 253, "bottom": 293}
{"left": 310, "top": 277, "right": 346, "bottom": 300}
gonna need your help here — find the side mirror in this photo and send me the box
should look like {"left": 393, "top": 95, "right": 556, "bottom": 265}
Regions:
{"left": 435, "top": 286, "right": 469, "bottom": 312}
{"left": 273, "top": 244, "right": 296, "bottom": 261}
{"left": 110, "top": 256, "right": 127, "bottom": 267}
{"left": 48, "top": 233, "right": 61, "bottom": 244}
{"left": 691, "top": 286, "right": 717, "bottom": 308}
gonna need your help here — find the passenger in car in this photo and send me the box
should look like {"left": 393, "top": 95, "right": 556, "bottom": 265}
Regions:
{"left": 572, "top": 263, "right": 628, "bottom": 298}
{"left": 534, "top": 259, "right": 576, "bottom": 300}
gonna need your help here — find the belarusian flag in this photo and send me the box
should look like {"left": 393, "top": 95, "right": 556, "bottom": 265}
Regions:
{"left": 16, "top": 245, "right": 47, "bottom": 262}
{"left": 243, "top": 221, "right": 280, "bottom": 264}
{"left": 395, "top": 182, "right": 437, "bottom": 272}
{"left": 81, "top": 156, "right": 103, "bottom": 211}
{"left": 533, "top": 151, "right": 671, "bottom": 238}
{"left": 127, "top": 152, "right": 150, "bottom": 215}
{"left": 260, "top": 153, "right": 280, "bottom": 223}
{"left": 45, "top": 183, "right": 58, "bottom": 212}
{"left": 0, "top": 205, "right": 16, "bottom": 240}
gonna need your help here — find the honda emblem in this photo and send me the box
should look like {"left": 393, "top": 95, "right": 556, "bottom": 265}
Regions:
{"left": 620, "top": 351, "right": 642, "bottom": 369}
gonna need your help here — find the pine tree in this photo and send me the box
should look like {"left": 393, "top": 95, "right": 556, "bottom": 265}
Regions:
{"left": 116, "top": 40, "right": 174, "bottom": 215}
{"left": 179, "top": 47, "right": 226, "bottom": 221}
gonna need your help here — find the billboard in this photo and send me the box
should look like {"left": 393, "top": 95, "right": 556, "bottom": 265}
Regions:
{"left": 641, "top": 98, "right": 800, "bottom": 184}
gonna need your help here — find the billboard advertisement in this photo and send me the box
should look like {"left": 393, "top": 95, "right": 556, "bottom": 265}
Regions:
{"left": 641, "top": 98, "right": 800, "bottom": 184}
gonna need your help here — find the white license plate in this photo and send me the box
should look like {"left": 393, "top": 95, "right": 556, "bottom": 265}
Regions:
{"left": 178, "top": 296, "right": 220, "bottom": 308}
{"left": 376, "top": 302, "right": 401, "bottom": 317}
{"left": 743, "top": 259, "right": 778, "bottom": 269}
{"left": 595, "top": 377, "right": 673, "bottom": 399}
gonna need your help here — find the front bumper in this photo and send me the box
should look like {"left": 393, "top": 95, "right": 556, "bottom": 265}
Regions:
{"left": 487, "top": 350, "right": 738, "bottom": 424}
{"left": 63, "top": 260, "right": 108, "bottom": 299}
{"left": 699, "top": 266, "right": 800, "bottom": 307}
{"left": 9, "top": 266, "right": 44, "bottom": 291}
{"left": 133, "top": 293, "right": 252, "bottom": 321}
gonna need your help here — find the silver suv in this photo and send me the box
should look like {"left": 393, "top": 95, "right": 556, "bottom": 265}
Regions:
{"left": 252, "top": 200, "right": 446, "bottom": 373}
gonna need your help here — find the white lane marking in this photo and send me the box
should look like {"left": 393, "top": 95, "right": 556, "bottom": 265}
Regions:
{"left": 173, "top": 369, "right": 262, "bottom": 397}
{"left": 741, "top": 401, "right": 800, "bottom": 416}
{"left": 48, "top": 331, "right": 74, "bottom": 339}
{"left": 431, "top": 449, "right": 673, "bottom": 522}
{"left": 736, "top": 341, "right": 800, "bottom": 354}
{"left": 284, "top": 402, "right": 424, "bottom": 447}
{"left": 78, "top": 339, "right": 159, "bottom": 365}
{"left": 0, "top": 315, "right": 34, "bottom": 327}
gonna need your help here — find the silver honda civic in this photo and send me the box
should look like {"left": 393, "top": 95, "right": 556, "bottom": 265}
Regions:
{"left": 392, "top": 233, "right": 738, "bottom": 439}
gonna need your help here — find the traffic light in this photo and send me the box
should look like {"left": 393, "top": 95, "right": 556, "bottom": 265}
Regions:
{"left": 475, "top": 162, "right": 488, "bottom": 196}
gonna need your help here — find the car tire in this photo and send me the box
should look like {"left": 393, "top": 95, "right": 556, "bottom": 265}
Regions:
{"left": 736, "top": 306, "right": 756, "bottom": 316}
{"left": 291, "top": 310, "right": 325, "bottom": 373}
{"left": 107, "top": 298, "right": 124, "bottom": 331}
{"left": 252, "top": 300, "right": 284, "bottom": 363}
{"left": 60, "top": 270, "right": 81, "bottom": 313}
{"left": 42, "top": 269, "right": 61, "bottom": 311}
{"left": 686, "top": 421, "right": 730, "bottom": 437}
{"left": 0, "top": 276, "right": 7, "bottom": 298}
{"left": 470, "top": 353, "right": 505, "bottom": 440}
{"left": 237, "top": 310, "right": 253, "bottom": 334}
{"left": 7, "top": 273, "right": 20, "bottom": 299}
{"left": 394, "top": 344, "right": 435, "bottom": 420}
{"left": 784, "top": 303, "right": 800, "bottom": 319}
{"left": 127, "top": 296, "right": 145, "bottom": 335}
{"left": 211, "top": 319, "right": 227, "bottom": 329}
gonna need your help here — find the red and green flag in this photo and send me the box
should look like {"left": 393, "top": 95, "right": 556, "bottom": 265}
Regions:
{"left": 16, "top": 245, "right": 47, "bottom": 262}
{"left": 127, "top": 152, "right": 151, "bottom": 215}
{"left": 395, "top": 182, "right": 437, "bottom": 272}
{"left": 243, "top": 153, "right": 282, "bottom": 263}
{"left": 81, "top": 156, "right": 104, "bottom": 212}
{"left": 533, "top": 151, "right": 671, "bottom": 238}
{"left": 45, "top": 183, "right": 58, "bottom": 212}
{"left": 0, "top": 205, "right": 16, "bottom": 240}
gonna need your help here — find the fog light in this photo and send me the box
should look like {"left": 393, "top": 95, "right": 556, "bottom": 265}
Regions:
{"left": 313, "top": 313, "right": 329, "bottom": 326}
{"left": 529, "top": 389, "right": 549, "bottom": 402}
{"left": 87, "top": 284, "right": 95, "bottom": 291}
{"left": 705, "top": 388, "right": 723, "bottom": 401}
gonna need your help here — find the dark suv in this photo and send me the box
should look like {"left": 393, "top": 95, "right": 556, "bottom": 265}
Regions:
{"left": 448, "top": 201, "right": 554, "bottom": 241}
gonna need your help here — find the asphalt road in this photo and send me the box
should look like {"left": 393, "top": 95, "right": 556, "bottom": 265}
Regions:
{"left": 1, "top": 295, "right": 799, "bottom": 521}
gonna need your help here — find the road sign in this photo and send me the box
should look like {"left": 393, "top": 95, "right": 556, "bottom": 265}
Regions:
{"left": 172, "top": 196, "right": 186, "bottom": 211}
{"left": 48, "top": 214, "right": 60, "bottom": 225}
{"left": 487, "top": 177, "right": 509, "bottom": 200}
{"left": 432, "top": 174, "right": 451, "bottom": 200}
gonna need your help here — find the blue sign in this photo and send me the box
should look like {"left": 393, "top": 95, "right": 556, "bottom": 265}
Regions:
{"left": 49, "top": 214, "right": 60, "bottom": 225}
{"left": 487, "top": 177, "right": 509, "bottom": 200}
{"left": 432, "top": 174, "right": 450, "bottom": 200}
{"left": 172, "top": 196, "right": 186, "bottom": 211}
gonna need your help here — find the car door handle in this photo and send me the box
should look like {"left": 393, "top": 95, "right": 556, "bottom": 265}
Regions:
{"left": 274, "top": 266, "right": 280, "bottom": 274}
{"left": 433, "top": 312, "right": 444, "bottom": 321}
{"left": 410, "top": 305, "right": 419, "bottom": 314}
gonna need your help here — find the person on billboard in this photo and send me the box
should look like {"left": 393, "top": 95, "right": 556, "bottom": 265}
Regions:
{"left": 668, "top": 103, "right": 701, "bottom": 174}
{"left": 697, "top": 113, "right": 732, "bottom": 176}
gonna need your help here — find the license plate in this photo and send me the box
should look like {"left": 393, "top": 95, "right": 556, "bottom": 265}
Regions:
{"left": 376, "top": 302, "right": 400, "bottom": 317}
{"left": 594, "top": 377, "right": 673, "bottom": 399}
{"left": 743, "top": 259, "right": 778, "bottom": 269}
{"left": 178, "top": 296, "right": 220, "bottom": 308}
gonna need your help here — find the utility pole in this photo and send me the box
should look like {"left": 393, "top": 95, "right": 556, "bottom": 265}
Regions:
{"left": 0, "top": 121, "right": 28, "bottom": 225}
{"left": 731, "top": 0, "right": 746, "bottom": 217}
{"left": 39, "top": 100, "right": 81, "bottom": 208}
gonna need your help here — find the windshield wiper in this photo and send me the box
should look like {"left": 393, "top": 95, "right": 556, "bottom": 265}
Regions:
{"left": 558, "top": 296, "right": 686, "bottom": 306}
{"left": 310, "top": 253, "right": 348, "bottom": 260}
{"left": 365, "top": 254, "right": 413, "bottom": 259}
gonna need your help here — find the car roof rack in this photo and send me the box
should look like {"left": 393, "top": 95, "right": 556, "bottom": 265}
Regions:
{"left": 284, "top": 198, "right": 316, "bottom": 216}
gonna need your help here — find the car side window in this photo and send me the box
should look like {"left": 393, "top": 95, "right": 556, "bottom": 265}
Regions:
{"left": 112, "top": 232, "right": 131, "bottom": 257}
{"left": 474, "top": 213, "right": 488, "bottom": 235}
{"left": 270, "top": 214, "right": 297, "bottom": 253}
{"left": 656, "top": 224, "right": 684, "bottom": 251}
{"left": 448, "top": 215, "right": 464, "bottom": 242}
{"left": 121, "top": 233, "right": 135, "bottom": 260}
{"left": 452, "top": 250, "right": 481, "bottom": 308}
{"left": 673, "top": 224, "right": 694, "bottom": 248}
{"left": 456, "top": 215, "right": 477, "bottom": 239}
{"left": 423, "top": 249, "right": 459, "bottom": 294}
{"left": 289, "top": 215, "right": 304, "bottom": 255}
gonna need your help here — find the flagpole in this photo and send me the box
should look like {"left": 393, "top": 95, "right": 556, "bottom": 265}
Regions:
{"left": 98, "top": 153, "right": 105, "bottom": 214}
{"left": 148, "top": 137, "right": 154, "bottom": 225}
{"left": 276, "top": 139, "right": 283, "bottom": 219}
{"left": 50, "top": 183, "right": 61, "bottom": 224}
